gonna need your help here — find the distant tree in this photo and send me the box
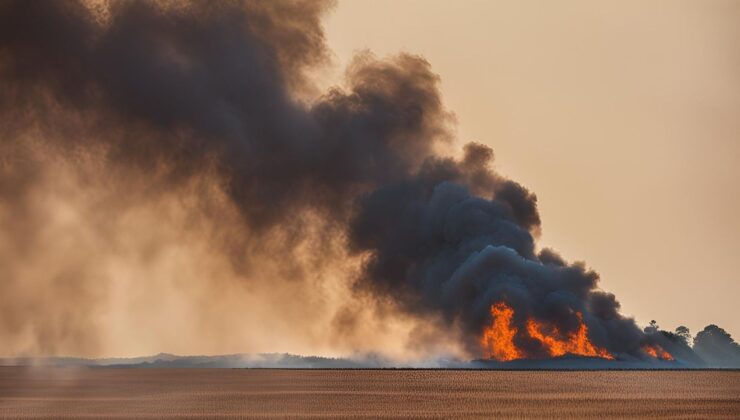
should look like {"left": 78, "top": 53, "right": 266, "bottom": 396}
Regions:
{"left": 693, "top": 324, "right": 740, "bottom": 367}
{"left": 641, "top": 323, "right": 704, "bottom": 365}
{"left": 675, "top": 326, "right": 691, "bottom": 345}
{"left": 644, "top": 320, "right": 659, "bottom": 334}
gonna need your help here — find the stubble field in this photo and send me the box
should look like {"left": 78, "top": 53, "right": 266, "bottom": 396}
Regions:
{"left": 0, "top": 367, "right": 738, "bottom": 418}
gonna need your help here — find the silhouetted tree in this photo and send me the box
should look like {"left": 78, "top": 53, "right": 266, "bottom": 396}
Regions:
{"left": 642, "top": 322, "right": 703, "bottom": 365}
{"left": 644, "top": 320, "right": 659, "bottom": 334}
{"left": 693, "top": 325, "right": 740, "bottom": 367}
{"left": 675, "top": 326, "right": 691, "bottom": 345}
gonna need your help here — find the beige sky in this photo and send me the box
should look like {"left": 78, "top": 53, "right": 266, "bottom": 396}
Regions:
{"left": 324, "top": 0, "right": 740, "bottom": 338}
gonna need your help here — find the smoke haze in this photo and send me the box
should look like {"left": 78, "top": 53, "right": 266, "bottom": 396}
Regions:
{"left": 0, "top": 0, "right": 463, "bottom": 358}
{"left": 0, "top": 0, "right": 736, "bottom": 365}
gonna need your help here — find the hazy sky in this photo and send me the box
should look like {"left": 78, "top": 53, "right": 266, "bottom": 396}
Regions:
{"left": 324, "top": 0, "right": 740, "bottom": 338}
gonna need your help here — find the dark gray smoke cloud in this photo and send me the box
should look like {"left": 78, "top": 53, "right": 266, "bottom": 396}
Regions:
{"left": 0, "top": 0, "right": 455, "bottom": 240}
{"left": 347, "top": 145, "right": 651, "bottom": 357}
{"left": 0, "top": 0, "right": 711, "bottom": 361}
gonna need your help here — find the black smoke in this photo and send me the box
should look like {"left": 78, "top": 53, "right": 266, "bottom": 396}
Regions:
{"left": 0, "top": 0, "right": 730, "bottom": 363}
{"left": 347, "top": 147, "right": 648, "bottom": 357}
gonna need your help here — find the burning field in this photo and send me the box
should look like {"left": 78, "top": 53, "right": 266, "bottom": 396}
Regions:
{"left": 0, "top": 0, "right": 739, "bottom": 371}
{"left": 481, "top": 302, "right": 614, "bottom": 362}
{"left": 478, "top": 301, "right": 676, "bottom": 364}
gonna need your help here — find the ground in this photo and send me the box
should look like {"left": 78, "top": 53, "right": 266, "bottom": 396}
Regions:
{"left": 1, "top": 367, "right": 738, "bottom": 418}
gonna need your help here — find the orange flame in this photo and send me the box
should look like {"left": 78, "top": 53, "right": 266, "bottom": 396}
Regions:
{"left": 480, "top": 302, "right": 523, "bottom": 361}
{"left": 480, "top": 301, "right": 614, "bottom": 361}
{"left": 525, "top": 313, "right": 614, "bottom": 360}
{"left": 642, "top": 344, "right": 674, "bottom": 361}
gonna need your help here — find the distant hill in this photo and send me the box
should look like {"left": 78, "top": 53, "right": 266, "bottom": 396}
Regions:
{"left": 3, "top": 353, "right": 737, "bottom": 369}
{"left": 0, "top": 353, "right": 459, "bottom": 369}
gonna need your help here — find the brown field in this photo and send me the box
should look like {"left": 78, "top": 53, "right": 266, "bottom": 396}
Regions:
{"left": 0, "top": 367, "right": 738, "bottom": 418}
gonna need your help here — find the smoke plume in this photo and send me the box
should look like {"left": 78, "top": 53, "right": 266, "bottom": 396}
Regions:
{"left": 0, "top": 0, "right": 706, "bottom": 362}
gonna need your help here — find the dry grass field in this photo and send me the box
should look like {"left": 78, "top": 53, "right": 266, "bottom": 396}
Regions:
{"left": 0, "top": 367, "right": 738, "bottom": 418}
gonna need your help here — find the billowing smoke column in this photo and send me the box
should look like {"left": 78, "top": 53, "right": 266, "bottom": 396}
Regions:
{"left": 347, "top": 144, "right": 654, "bottom": 359}
{"left": 0, "top": 0, "right": 683, "bottom": 361}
